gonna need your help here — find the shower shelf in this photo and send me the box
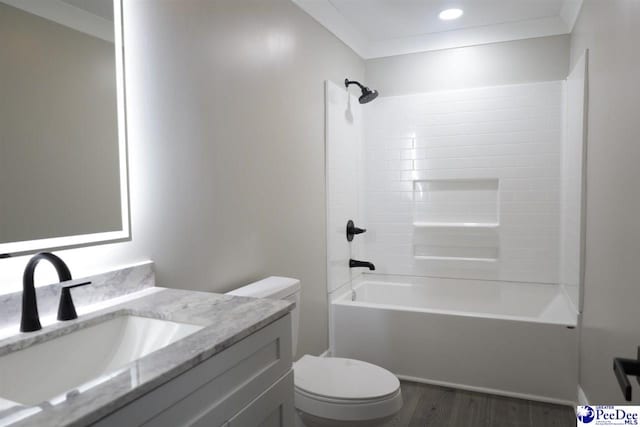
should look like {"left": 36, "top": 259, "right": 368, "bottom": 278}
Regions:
{"left": 414, "top": 255, "right": 498, "bottom": 263}
{"left": 413, "top": 222, "right": 499, "bottom": 229}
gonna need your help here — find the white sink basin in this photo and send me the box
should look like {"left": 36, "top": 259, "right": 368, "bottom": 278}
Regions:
{"left": 0, "top": 315, "right": 203, "bottom": 405}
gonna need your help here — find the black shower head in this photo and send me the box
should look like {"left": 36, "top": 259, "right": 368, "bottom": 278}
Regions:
{"left": 359, "top": 87, "right": 379, "bottom": 104}
{"left": 345, "top": 79, "right": 379, "bottom": 104}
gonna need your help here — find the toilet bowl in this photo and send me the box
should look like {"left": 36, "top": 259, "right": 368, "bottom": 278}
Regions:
{"left": 294, "top": 355, "right": 402, "bottom": 426}
{"left": 227, "top": 277, "right": 403, "bottom": 426}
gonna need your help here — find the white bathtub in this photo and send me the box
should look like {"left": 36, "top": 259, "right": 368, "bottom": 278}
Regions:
{"left": 330, "top": 275, "right": 578, "bottom": 405}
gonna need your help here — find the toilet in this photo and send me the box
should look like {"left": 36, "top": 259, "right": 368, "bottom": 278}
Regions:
{"left": 227, "top": 276, "right": 403, "bottom": 426}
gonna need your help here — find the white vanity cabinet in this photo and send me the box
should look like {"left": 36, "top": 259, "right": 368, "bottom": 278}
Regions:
{"left": 93, "top": 314, "right": 294, "bottom": 427}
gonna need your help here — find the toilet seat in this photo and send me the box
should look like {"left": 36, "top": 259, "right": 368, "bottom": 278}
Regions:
{"left": 294, "top": 356, "right": 403, "bottom": 421}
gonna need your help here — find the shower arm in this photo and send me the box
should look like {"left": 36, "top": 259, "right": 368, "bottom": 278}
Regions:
{"left": 345, "top": 79, "right": 365, "bottom": 90}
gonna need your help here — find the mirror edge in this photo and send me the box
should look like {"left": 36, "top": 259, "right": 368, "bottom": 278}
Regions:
{"left": 0, "top": 0, "right": 131, "bottom": 258}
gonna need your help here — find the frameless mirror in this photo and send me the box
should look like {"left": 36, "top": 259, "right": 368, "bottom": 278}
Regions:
{"left": 0, "top": 0, "right": 129, "bottom": 256}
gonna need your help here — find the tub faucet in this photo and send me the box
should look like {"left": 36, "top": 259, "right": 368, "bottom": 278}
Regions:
{"left": 21, "top": 252, "right": 73, "bottom": 332}
{"left": 349, "top": 259, "right": 375, "bottom": 271}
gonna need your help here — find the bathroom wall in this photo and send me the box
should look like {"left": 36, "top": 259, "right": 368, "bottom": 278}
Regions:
{"left": 361, "top": 81, "right": 564, "bottom": 283}
{"left": 366, "top": 35, "right": 570, "bottom": 96}
{"left": 570, "top": 0, "right": 640, "bottom": 404}
{"left": 0, "top": 0, "right": 365, "bottom": 358}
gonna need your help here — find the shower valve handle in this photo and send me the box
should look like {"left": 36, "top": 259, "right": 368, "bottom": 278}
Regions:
{"left": 346, "top": 220, "right": 367, "bottom": 242}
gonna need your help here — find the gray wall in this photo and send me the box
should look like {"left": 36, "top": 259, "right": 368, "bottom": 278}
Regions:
{"left": 0, "top": 2, "right": 121, "bottom": 243}
{"left": 122, "top": 0, "right": 363, "bottom": 357}
{"left": 570, "top": 0, "right": 640, "bottom": 404}
{"left": 365, "top": 35, "right": 570, "bottom": 96}
{"left": 3, "top": 0, "right": 365, "bottom": 360}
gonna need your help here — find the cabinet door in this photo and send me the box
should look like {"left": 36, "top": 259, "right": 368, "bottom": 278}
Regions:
{"left": 227, "top": 371, "right": 294, "bottom": 427}
{"left": 93, "top": 314, "right": 292, "bottom": 427}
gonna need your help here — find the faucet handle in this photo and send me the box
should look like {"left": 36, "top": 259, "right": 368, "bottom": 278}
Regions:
{"left": 57, "top": 281, "right": 91, "bottom": 321}
{"left": 346, "top": 220, "right": 367, "bottom": 241}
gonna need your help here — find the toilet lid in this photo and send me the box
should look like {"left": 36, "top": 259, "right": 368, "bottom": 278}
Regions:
{"left": 294, "top": 356, "right": 400, "bottom": 401}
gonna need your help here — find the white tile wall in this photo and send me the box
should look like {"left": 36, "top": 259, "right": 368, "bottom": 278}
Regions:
{"left": 414, "top": 179, "right": 499, "bottom": 224}
{"left": 326, "top": 81, "right": 364, "bottom": 293}
{"left": 362, "top": 81, "right": 564, "bottom": 284}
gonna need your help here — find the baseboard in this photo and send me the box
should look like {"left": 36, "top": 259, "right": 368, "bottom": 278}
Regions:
{"left": 396, "top": 374, "right": 576, "bottom": 407}
{"left": 577, "top": 385, "right": 589, "bottom": 406}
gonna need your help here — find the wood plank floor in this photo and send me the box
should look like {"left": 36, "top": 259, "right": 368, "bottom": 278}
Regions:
{"left": 381, "top": 381, "right": 576, "bottom": 427}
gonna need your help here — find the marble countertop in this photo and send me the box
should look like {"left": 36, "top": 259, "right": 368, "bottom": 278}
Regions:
{"left": 0, "top": 288, "right": 293, "bottom": 427}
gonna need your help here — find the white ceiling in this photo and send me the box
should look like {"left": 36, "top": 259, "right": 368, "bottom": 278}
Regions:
{"left": 293, "top": 0, "right": 583, "bottom": 59}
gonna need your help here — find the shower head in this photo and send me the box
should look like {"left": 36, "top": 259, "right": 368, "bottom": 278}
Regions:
{"left": 345, "top": 79, "right": 379, "bottom": 104}
{"left": 359, "top": 87, "right": 379, "bottom": 104}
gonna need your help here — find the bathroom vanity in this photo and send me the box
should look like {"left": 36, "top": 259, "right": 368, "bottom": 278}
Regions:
{"left": 0, "top": 286, "right": 294, "bottom": 426}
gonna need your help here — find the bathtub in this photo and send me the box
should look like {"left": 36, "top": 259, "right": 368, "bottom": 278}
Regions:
{"left": 330, "top": 275, "right": 578, "bottom": 405}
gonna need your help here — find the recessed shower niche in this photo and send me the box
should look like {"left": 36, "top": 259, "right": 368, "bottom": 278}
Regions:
{"left": 413, "top": 179, "right": 499, "bottom": 262}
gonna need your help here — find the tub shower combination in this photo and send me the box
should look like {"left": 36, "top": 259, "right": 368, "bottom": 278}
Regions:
{"left": 331, "top": 275, "right": 577, "bottom": 404}
{"left": 326, "top": 61, "right": 587, "bottom": 406}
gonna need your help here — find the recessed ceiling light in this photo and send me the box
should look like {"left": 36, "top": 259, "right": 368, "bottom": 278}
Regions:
{"left": 439, "top": 8, "right": 464, "bottom": 21}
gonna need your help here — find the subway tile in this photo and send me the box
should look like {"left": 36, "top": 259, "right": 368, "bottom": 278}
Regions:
{"left": 360, "top": 81, "right": 565, "bottom": 284}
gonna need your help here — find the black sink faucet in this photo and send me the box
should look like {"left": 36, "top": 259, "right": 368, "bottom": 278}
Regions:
{"left": 349, "top": 259, "right": 375, "bottom": 271}
{"left": 21, "top": 252, "right": 90, "bottom": 332}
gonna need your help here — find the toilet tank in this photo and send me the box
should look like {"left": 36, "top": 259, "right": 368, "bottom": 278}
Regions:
{"left": 227, "top": 276, "right": 301, "bottom": 357}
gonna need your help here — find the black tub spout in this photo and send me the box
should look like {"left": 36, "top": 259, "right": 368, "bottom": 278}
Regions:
{"left": 349, "top": 259, "right": 375, "bottom": 271}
